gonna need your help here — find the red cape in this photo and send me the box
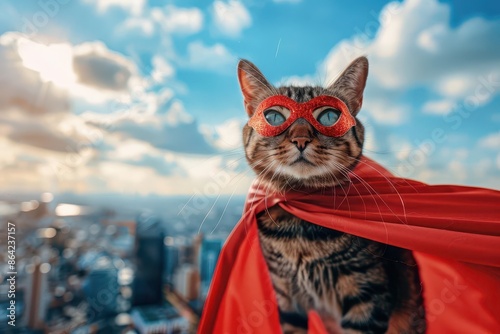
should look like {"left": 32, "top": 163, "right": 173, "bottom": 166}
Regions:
{"left": 198, "top": 156, "right": 500, "bottom": 333}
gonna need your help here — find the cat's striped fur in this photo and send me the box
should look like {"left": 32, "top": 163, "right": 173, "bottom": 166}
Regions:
{"left": 238, "top": 57, "right": 426, "bottom": 334}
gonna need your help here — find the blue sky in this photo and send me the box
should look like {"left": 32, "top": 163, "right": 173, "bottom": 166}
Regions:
{"left": 0, "top": 0, "right": 498, "bottom": 196}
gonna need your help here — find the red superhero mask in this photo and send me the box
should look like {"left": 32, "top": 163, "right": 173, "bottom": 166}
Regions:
{"left": 248, "top": 95, "right": 356, "bottom": 137}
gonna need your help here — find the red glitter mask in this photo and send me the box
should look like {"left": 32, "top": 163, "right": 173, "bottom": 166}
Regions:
{"left": 248, "top": 95, "right": 356, "bottom": 137}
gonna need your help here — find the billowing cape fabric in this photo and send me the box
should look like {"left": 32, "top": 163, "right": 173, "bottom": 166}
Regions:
{"left": 198, "top": 156, "right": 500, "bottom": 334}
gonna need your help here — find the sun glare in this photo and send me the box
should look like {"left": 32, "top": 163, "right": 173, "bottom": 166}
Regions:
{"left": 17, "top": 39, "right": 76, "bottom": 89}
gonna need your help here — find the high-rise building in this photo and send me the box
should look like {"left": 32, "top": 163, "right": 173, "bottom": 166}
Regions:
{"left": 163, "top": 243, "right": 179, "bottom": 284}
{"left": 132, "top": 212, "right": 164, "bottom": 306}
{"left": 199, "top": 236, "right": 223, "bottom": 299}
{"left": 23, "top": 261, "right": 51, "bottom": 329}
{"left": 131, "top": 305, "right": 189, "bottom": 334}
{"left": 192, "top": 234, "right": 203, "bottom": 267}
{"left": 82, "top": 262, "right": 119, "bottom": 323}
{"left": 174, "top": 264, "right": 199, "bottom": 301}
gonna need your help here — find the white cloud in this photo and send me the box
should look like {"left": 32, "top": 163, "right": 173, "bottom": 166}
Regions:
{"left": 201, "top": 118, "right": 245, "bottom": 150}
{"left": 98, "top": 161, "right": 173, "bottom": 194}
{"left": 416, "top": 24, "right": 446, "bottom": 53}
{"left": 0, "top": 113, "right": 106, "bottom": 193}
{"left": 17, "top": 40, "right": 76, "bottom": 89}
{"left": 437, "top": 75, "right": 473, "bottom": 98}
{"left": 151, "top": 55, "right": 175, "bottom": 83}
{"left": 73, "top": 41, "right": 136, "bottom": 91}
{"left": 95, "top": 102, "right": 215, "bottom": 155}
{"left": 121, "top": 17, "right": 155, "bottom": 36}
{"left": 105, "top": 138, "right": 153, "bottom": 162}
{"left": 0, "top": 33, "right": 70, "bottom": 115}
{"left": 422, "top": 99, "right": 455, "bottom": 115}
{"left": 0, "top": 33, "right": 137, "bottom": 110}
{"left": 184, "top": 41, "right": 237, "bottom": 72}
{"left": 121, "top": 5, "right": 204, "bottom": 37}
{"left": 0, "top": 33, "right": 148, "bottom": 192}
{"left": 164, "top": 100, "right": 194, "bottom": 125}
{"left": 363, "top": 99, "right": 409, "bottom": 125}
{"left": 80, "top": 84, "right": 218, "bottom": 156}
{"left": 378, "top": 4, "right": 500, "bottom": 92}
{"left": 153, "top": 5, "right": 203, "bottom": 35}
{"left": 4, "top": 118, "right": 79, "bottom": 153}
{"left": 93, "top": 134, "right": 251, "bottom": 195}
{"left": 11, "top": 37, "right": 136, "bottom": 107}
{"left": 393, "top": 140, "right": 413, "bottom": 162}
{"left": 278, "top": 75, "right": 319, "bottom": 87}
{"left": 83, "top": 0, "right": 145, "bottom": 16}
{"left": 212, "top": 0, "right": 252, "bottom": 37}
{"left": 386, "top": 137, "right": 500, "bottom": 189}
{"left": 0, "top": 31, "right": 250, "bottom": 196}
{"left": 478, "top": 132, "right": 500, "bottom": 149}
{"left": 315, "top": 0, "right": 500, "bottom": 125}
{"left": 108, "top": 161, "right": 250, "bottom": 195}
{"left": 448, "top": 160, "right": 468, "bottom": 182}
{"left": 0, "top": 33, "right": 91, "bottom": 165}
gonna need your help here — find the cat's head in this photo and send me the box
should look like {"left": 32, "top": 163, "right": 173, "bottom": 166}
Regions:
{"left": 238, "top": 56, "right": 368, "bottom": 192}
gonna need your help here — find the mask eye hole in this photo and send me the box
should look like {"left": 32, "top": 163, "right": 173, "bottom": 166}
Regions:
{"left": 317, "top": 108, "right": 340, "bottom": 126}
{"left": 264, "top": 109, "right": 286, "bottom": 126}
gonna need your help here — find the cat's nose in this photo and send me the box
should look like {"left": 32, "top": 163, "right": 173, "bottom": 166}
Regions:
{"left": 289, "top": 119, "right": 313, "bottom": 151}
{"left": 291, "top": 137, "right": 312, "bottom": 151}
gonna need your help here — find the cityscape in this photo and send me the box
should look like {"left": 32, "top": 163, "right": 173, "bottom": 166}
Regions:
{"left": 0, "top": 192, "right": 245, "bottom": 333}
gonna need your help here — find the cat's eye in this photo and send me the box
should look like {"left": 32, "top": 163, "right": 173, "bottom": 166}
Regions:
{"left": 317, "top": 109, "right": 340, "bottom": 126}
{"left": 264, "top": 109, "right": 286, "bottom": 126}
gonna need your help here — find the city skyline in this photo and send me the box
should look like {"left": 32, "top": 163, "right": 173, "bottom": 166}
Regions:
{"left": 0, "top": 188, "right": 231, "bottom": 333}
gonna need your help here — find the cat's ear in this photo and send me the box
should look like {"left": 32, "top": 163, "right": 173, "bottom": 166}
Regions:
{"left": 237, "top": 59, "right": 275, "bottom": 117}
{"left": 327, "top": 56, "right": 368, "bottom": 116}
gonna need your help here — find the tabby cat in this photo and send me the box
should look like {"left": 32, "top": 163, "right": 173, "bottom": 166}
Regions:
{"left": 237, "top": 57, "right": 426, "bottom": 334}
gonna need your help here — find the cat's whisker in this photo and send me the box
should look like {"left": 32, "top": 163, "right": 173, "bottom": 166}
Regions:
{"left": 228, "top": 154, "right": 277, "bottom": 186}
{"left": 321, "top": 165, "right": 356, "bottom": 219}
{"left": 344, "top": 158, "right": 412, "bottom": 226}
{"left": 223, "top": 155, "right": 249, "bottom": 170}
{"left": 207, "top": 159, "right": 275, "bottom": 236}
{"left": 246, "top": 160, "right": 279, "bottom": 220}
{"left": 263, "top": 164, "right": 284, "bottom": 227}
{"left": 209, "top": 186, "right": 237, "bottom": 235}
{"left": 335, "top": 163, "right": 400, "bottom": 256}
{"left": 313, "top": 153, "right": 392, "bottom": 257}
{"left": 209, "top": 164, "right": 264, "bottom": 235}
{"left": 340, "top": 177, "right": 392, "bottom": 259}
{"left": 329, "top": 158, "right": 390, "bottom": 223}
{"left": 197, "top": 191, "right": 222, "bottom": 234}
{"left": 354, "top": 157, "right": 420, "bottom": 192}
